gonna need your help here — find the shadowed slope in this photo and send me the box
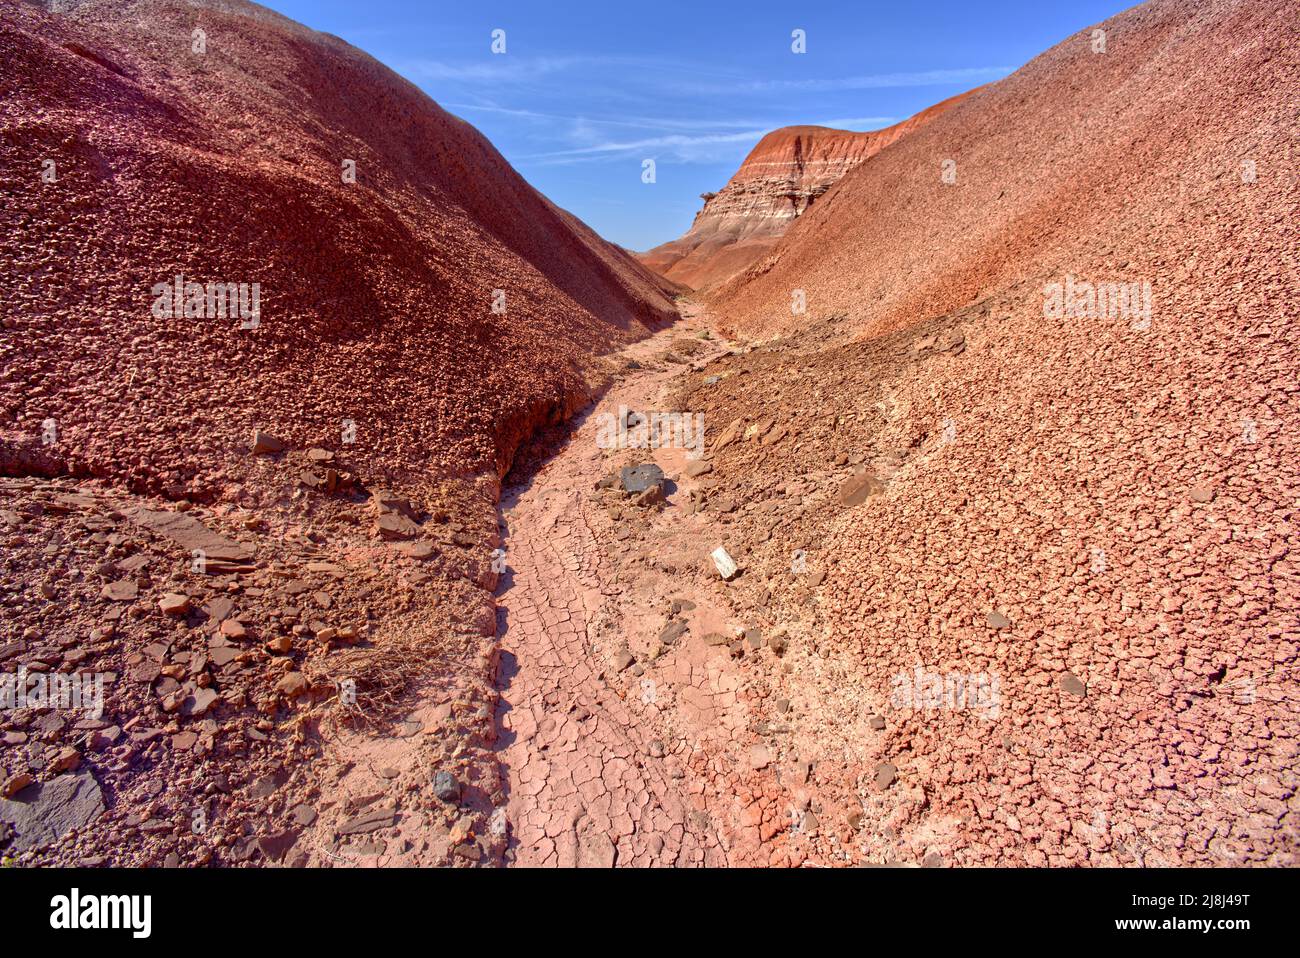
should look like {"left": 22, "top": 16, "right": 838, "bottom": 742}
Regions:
{"left": 0, "top": 0, "right": 678, "bottom": 497}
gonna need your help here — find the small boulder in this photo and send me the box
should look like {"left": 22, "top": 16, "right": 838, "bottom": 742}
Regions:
{"left": 711, "top": 546, "right": 739, "bottom": 580}
{"left": 432, "top": 771, "right": 461, "bottom": 803}
{"left": 180, "top": 688, "right": 219, "bottom": 717}
{"left": 1060, "top": 672, "right": 1087, "bottom": 697}
{"left": 0, "top": 771, "right": 105, "bottom": 851}
{"left": 252, "top": 430, "right": 286, "bottom": 455}
{"left": 658, "top": 619, "right": 688, "bottom": 645}
{"left": 620, "top": 463, "right": 665, "bottom": 495}
{"left": 375, "top": 512, "right": 419, "bottom": 541}
{"left": 712, "top": 418, "right": 744, "bottom": 451}
{"left": 219, "top": 618, "right": 248, "bottom": 640}
{"left": 101, "top": 579, "right": 138, "bottom": 602}
{"left": 50, "top": 747, "right": 81, "bottom": 773}
{"left": 371, "top": 492, "right": 418, "bottom": 521}
{"left": 276, "top": 673, "right": 310, "bottom": 698}
{"left": 89, "top": 726, "right": 122, "bottom": 751}
{"left": 874, "top": 762, "right": 898, "bottom": 791}
{"left": 158, "top": 593, "right": 191, "bottom": 616}
{"left": 2, "top": 772, "right": 34, "bottom": 798}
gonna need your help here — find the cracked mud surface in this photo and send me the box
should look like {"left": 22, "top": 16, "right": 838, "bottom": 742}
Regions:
{"left": 494, "top": 304, "right": 740, "bottom": 866}
{"left": 489, "top": 288, "right": 1299, "bottom": 868}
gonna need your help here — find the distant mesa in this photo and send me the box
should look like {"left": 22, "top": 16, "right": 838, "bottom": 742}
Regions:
{"left": 638, "top": 90, "right": 977, "bottom": 293}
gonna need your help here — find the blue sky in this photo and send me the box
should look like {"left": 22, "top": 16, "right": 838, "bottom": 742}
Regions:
{"left": 263, "top": 0, "right": 1137, "bottom": 251}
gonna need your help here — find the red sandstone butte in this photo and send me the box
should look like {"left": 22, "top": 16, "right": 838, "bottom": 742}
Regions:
{"left": 639, "top": 91, "right": 974, "bottom": 292}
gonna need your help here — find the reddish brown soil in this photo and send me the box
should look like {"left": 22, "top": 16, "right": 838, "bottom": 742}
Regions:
{"left": 0, "top": 0, "right": 676, "bottom": 866}
{"left": 2, "top": 0, "right": 1295, "bottom": 870}
{"left": 1, "top": 0, "right": 677, "bottom": 498}
{"left": 682, "top": 0, "right": 1299, "bottom": 864}
{"left": 709, "top": 0, "right": 1296, "bottom": 341}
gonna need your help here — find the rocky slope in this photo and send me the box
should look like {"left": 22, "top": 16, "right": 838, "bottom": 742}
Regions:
{"left": 639, "top": 92, "right": 973, "bottom": 292}
{"left": 0, "top": 0, "right": 678, "bottom": 497}
{"left": 0, "top": 0, "right": 677, "bottom": 866}
{"left": 677, "top": 0, "right": 1299, "bottom": 864}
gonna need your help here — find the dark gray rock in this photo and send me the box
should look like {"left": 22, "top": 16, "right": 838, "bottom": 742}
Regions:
{"left": 619, "top": 464, "right": 664, "bottom": 495}
{"left": 0, "top": 771, "right": 104, "bottom": 851}
{"left": 432, "top": 771, "right": 461, "bottom": 803}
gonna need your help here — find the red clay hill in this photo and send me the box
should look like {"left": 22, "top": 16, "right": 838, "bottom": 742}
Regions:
{"left": 669, "top": 0, "right": 1298, "bottom": 864}
{"left": 0, "top": 0, "right": 677, "bottom": 866}
{"left": 639, "top": 91, "right": 974, "bottom": 292}
{"left": 0, "top": 0, "right": 678, "bottom": 502}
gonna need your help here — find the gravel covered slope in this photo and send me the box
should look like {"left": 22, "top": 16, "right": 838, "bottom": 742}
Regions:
{"left": 677, "top": 0, "right": 1298, "bottom": 864}
{"left": 0, "top": 0, "right": 679, "bottom": 866}
{"left": 0, "top": 0, "right": 678, "bottom": 498}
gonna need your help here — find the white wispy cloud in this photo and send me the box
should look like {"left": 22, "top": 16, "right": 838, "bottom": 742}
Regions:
{"left": 518, "top": 114, "right": 905, "bottom": 165}
{"left": 445, "top": 102, "right": 806, "bottom": 134}
{"left": 531, "top": 129, "right": 772, "bottom": 159}
{"left": 397, "top": 54, "right": 747, "bottom": 86}
{"left": 681, "top": 66, "right": 1012, "bottom": 95}
{"left": 397, "top": 55, "right": 624, "bottom": 83}
{"left": 409, "top": 58, "right": 1003, "bottom": 171}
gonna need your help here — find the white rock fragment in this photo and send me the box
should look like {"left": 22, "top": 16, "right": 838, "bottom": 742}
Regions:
{"left": 711, "top": 546, "right": 738, "bottom": 580}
